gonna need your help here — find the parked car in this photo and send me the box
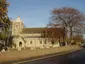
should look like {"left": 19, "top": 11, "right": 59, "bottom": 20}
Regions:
{"left": 80, "top": 42, "right": 85, "bottom": 48}
{"left": 60, "top": 42, "right": 65, "bottom": 46}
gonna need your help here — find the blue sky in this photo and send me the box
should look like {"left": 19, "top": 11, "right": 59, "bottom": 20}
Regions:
{"left": 8, "top": 0, "right": 85, "bottom": 27}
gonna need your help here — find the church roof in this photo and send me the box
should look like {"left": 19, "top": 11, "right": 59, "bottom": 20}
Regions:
{"left": 21, "top": 28, "right": 45, "bottom": 33}
{"left": 21, "top": 27, "right": 64, "bottom": 34}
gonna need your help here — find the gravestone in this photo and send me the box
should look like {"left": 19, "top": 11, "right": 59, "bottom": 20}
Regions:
{"left": 1, "top": 49, "right": 5, "bottom": 52}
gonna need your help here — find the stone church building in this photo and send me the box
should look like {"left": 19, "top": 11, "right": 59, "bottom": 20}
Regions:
{"left": 12, "top": 16, "right": 60, "bottom": 50}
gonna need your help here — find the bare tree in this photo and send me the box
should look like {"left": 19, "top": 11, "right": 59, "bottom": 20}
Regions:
{"left": 49, "top": 7, "right": 85, "bottom": 43}
{"left": 42, "top": 28, "right": 65, "bottom": 44}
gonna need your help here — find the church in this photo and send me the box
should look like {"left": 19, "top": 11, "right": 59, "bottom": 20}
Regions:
{"left": 11, "top": 16, "right": 60, "bottom": 50}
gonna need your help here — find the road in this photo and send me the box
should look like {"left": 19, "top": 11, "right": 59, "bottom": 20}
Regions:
{"left": 11, "top": 48, "right": 85, "bottom": 64}
{"left": 1, "top": 48, "right": 85, "bottom": 64}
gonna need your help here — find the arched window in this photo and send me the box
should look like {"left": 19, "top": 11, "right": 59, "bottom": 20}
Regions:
{"left": 40, "top": 41, "right": 42, "bottom": 44}
{"left": 30, "top": 41, "right": 32, "bottom": 44}
{"left": 44, "top": 39, "right": 47, "bottom": 44}
{"left": 51, "top": 40, "right": 54, "bottom": 44}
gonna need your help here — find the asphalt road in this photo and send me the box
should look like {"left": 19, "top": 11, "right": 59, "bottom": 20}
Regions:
{"left": 13, "top": 48, "right": 85, "bottom": 64}
{"left": 1, "top": 48, "right": 85, "bottom": 64}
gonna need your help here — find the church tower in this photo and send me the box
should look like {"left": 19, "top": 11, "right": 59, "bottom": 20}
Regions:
{"left": 12, "top": 16, "right": 24, "bottom": 35}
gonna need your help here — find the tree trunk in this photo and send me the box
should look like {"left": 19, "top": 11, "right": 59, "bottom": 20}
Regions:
{"left": 70, "top": 27, "right": 73, "bottom": 44}
{"left": 63, "top": 27, "right": 66, "bottom": 43}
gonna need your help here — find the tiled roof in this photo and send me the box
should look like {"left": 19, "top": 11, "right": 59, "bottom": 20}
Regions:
{"left": 21, "top": 27, "right": 63, "bottom": 34}
{"left": 21, "top": 28, "right": 45, "bottom": 33}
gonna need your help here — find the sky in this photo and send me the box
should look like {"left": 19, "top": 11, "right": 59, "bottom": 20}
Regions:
{"left": 8, "top": 0, "right": 85, "bottom": 27}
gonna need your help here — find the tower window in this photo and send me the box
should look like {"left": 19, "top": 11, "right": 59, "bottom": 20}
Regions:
{"left": 16, "top": 25, "right": 19, "bottom": 28}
